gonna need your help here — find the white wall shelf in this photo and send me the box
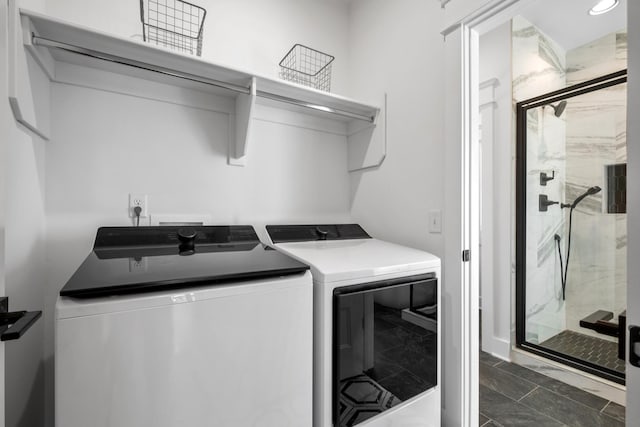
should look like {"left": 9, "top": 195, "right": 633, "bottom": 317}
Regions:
{"left": 15, "top": 9, "right": 385, "bottom": 170}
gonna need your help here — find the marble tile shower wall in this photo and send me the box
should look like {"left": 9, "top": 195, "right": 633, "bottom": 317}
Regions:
{"left": 513, "top": 15, "right": 628, "bottom": 344}
{"left": 513, "top": 16, "right": 567, "bottom": 343}
{"left": 564, "top": 31, "right": 627, "bottom": 341}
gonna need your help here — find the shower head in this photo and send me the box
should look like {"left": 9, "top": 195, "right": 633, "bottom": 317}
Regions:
{"left": 570, "top": 186, "right": 601, "bottom": 209}
{"left": 549, "top": 101, "right": 567, "bottom": 117}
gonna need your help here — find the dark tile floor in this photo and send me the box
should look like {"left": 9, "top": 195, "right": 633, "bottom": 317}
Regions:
{"left": 540, "top": 330, "right": 626, "bottom": 374}
{"left": 479, "top": 351, "right": 625, "bottom": 427}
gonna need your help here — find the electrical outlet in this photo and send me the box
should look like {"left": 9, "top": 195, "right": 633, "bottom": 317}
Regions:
{"left": 129, "top": 193, "right": 148, "bottom": 218}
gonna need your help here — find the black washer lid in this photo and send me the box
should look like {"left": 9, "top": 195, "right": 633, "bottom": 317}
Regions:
{"left": 266, "top": 224, "right": 370, "bottom": 243}
{"left": 60, "top": 226, "right": 309, "bottom": 298}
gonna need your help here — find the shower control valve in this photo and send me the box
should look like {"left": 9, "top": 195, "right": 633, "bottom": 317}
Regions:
{"left": 539, "top": 194, "right": 559, "bottom": 212}
{"left": 540, "top": 170, "right": 555, "bottom": 186}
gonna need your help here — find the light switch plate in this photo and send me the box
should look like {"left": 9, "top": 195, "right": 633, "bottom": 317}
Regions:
{"left": 428, "top": 210, "right": 442, "bottom": 233}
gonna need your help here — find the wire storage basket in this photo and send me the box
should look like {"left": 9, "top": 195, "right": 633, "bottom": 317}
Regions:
{"left": 279, "top": 44, "right": 335, "bottom": 92}
{"left": 140, "top": 0, "right": 206, "bottom": 56}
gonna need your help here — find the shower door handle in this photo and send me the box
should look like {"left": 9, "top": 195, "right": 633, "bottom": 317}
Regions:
{"left": 630, "top": 326, "right": 640, "bottom": 368}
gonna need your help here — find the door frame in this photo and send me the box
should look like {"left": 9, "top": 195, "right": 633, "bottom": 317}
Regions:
{"left": 0, "top": 0, "right": 8, "bottom": 424}
{"left": 444, "top": 0, "right": 637, "bottom": 426}
{"left": 443, "top": 2, "right": 534, "bottom": 425}
{"left": 625, "top": 1, "right": 640, "bottom": 425}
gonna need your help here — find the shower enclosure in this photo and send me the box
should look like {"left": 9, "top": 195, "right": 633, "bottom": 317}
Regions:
{"left": 516, "top": 70, "right": 627, "bottom": 384}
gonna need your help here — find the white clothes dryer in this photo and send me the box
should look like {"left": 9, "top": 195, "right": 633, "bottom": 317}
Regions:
{"left": 266, "top": 224, "right": 441, "bottom": 427}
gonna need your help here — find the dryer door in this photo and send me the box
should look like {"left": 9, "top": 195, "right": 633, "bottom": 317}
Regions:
{"left": 333, "top": 273, "right": 438, "bottom": 427}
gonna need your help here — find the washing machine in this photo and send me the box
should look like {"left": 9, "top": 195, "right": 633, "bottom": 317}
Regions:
{"left": 266, "top": 224, "right": 441, "bottom": 427}
{"left": 56, "top": 225, "right": 313, "bottom": 427}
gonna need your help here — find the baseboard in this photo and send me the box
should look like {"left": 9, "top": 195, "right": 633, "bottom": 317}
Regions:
{"left": 481, "top": 337, "right": 511, "bottom": 362}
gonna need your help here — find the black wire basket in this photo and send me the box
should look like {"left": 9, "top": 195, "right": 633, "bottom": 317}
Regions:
{"left": 279, "top": 44, "right": 335, "bottom": 92}
{"left": 140, "top": 0, "right": 206, "bottom": 57}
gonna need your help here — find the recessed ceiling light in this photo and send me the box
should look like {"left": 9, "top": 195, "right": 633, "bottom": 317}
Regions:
{"left": 589, "top": 0, "right": 619, "bottom": 15}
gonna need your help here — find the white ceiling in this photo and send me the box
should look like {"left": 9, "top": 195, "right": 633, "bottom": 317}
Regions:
{"left": 518, "top": 0, "right": 626, "bottom": 51}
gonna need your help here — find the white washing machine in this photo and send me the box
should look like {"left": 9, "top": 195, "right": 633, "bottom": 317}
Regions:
{"left": 56, "top": 226, "right": 313, "bottom": 427}
{"left": 266, "top": 224, "right": 441, "bottom": 427}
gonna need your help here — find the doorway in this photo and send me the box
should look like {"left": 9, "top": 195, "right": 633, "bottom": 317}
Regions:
{"left": 443, "top": 0, "right": 639, "bottom": 425}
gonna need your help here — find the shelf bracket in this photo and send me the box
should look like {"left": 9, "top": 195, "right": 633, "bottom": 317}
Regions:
{"left": 8, "top": 1, "right": 51, "bottom": 140}
{"left": 228, "top": 76, "right": 256, "bottom": 166}
{"left": 348, "top": 93, "right": 386, "bottom": 172}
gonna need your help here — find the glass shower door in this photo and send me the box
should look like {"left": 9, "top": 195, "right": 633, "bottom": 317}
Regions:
{"left": 516, "top": 70, "right": 627, "bottom": 384}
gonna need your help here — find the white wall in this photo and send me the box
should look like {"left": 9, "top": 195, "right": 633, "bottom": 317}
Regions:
{"left": 4, "top": 116, "right": 46, "bottom": 427}
{"left": 347, "top": 0, "right": 445, "bottom": 258}
{"left": 44, "top": 0, "right": 351, "bottom": 95}
{"left": 478, "top": 21, "right": 512, "bottom": 359}
{"left": 4, "top": 1, "right": 48, "bottom": 427}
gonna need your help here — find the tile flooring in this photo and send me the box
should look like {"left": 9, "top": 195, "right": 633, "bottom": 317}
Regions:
{"left": 479, "top": 351, "right": 625, "bottom": 426}
{"left": 540, "top": 330, "right": 626, "bottom": 374}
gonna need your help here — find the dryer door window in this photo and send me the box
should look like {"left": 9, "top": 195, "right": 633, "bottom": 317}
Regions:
{"left": 333, "top": 274, "right": 437, "bottom": 427}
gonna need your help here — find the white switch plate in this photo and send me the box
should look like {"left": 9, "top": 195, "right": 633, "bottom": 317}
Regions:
{"left": 428, "top": 210, "right": 442, "bottom": 233}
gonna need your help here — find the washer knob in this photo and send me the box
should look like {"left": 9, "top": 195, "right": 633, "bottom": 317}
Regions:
{"left": 177, "top": 228, "right": 198, "bottom": 243}
{"left": 177, "top": 228, "right": 197, "bottom": 256}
